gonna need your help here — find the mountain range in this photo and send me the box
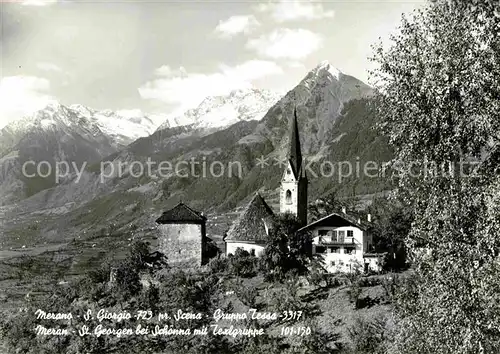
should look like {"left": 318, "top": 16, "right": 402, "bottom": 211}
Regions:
{"left": 156, "top": 88, "right": 282, "bottom": 131}
{"left": 0, "top": 61, "right": 393, "bottom": 263}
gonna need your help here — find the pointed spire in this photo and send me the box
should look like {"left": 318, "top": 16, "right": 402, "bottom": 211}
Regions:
{"left": 288, "top": 107, "right": 303, "bottom": 176}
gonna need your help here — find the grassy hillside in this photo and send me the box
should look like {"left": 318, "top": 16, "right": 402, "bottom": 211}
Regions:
{"left": 0, "top": 246, "right": 401, "bottom": 353}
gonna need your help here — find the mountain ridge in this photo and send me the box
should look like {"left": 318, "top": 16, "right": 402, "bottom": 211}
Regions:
{"left": 155, "top": 87, "right": 282, "bottom": 132}
{"left": 0, "top": 61, "right": 391, "bottom": 255}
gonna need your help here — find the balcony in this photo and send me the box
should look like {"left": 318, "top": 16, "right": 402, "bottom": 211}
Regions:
{"left": 318, "top": 236, "right": 355, "bottom": 246}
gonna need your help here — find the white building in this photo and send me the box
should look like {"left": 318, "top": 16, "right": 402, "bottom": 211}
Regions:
{"left": 298, "top": 209, "right": 385, "bottom": 273}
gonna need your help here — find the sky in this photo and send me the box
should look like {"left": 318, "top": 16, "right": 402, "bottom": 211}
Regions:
{"left": 0, "top": 0, "right": 424, "bottom": 128}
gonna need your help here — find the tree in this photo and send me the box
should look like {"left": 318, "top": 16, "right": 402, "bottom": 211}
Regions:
{"left": 371, "top": 1, "right": 500, "bottom": 352}
{"left": 308, "top": 191, "right": 360, "bottom": 222}
{"left": 367, "top": 196, "right": 413, "bottom": 271}
{"left": 259, "top": 213, "right": 311, "bottom": 282}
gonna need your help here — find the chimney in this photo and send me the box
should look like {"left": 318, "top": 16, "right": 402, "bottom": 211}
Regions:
{"left": 342, "top": 206, "right": 346, "bottom": 214}
{"left": 367, "top": 213, "right": 372, "bottom": 222}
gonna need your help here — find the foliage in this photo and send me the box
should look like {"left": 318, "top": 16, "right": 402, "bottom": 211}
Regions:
{"left": 306, "top": 256, "right": 330, "bottom": 287}
{"left": 367, "top": 196, "right": 413, "bottom": 271}
{"left": 0, "top": 241, "right": 230, "bottom": 354}
{"left": 227, "top": 248, "right": 259, "bottom": 278}
{"left": 347, "top": 315, "right": 389, "bottom": 354}
{"left": 207, "top": 255, "right": 230, "bottom": 275}
{"left": 265, "top": 274, "right": 304, "bottom": 314}
{"left": 357, "top": 276, "right": 382, "bottom": 288}
{"left": 260, "top": 213, "right": 311, "bottom": 282}
{"left": 308, "top": 191, "right": 361, "bottom": 222}
{"left": 230, "top": 278, "right": 258, "bottom": 308}
{"left": 299, "top": 318, "right": 344, "bottom": 354}
{"left": 233, "top": 333, "right": 290, "bottom": 354}
{"left": 347, "top": 281, "right": 363, "bottom": 309}
{"left": 371, "top": 0, "right": 500, "bottom": 352}
{"left": 380, "top": 273, "right": 399, "bottom": 304}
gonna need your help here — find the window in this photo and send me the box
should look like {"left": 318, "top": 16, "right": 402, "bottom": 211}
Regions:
{"left": 330, "top": 247, "right": 340, "bottom": 253}
{"left": 287, "top": 169, "right": 291, "bottom": 175}
{"left": 285, "top": 190, "right": 292, "bottom": 204}
{"left": 338, "top": 230, "right": 345, "bottom": 242}
{"left": 331, "top": 230, "right": 338, "bottom": 242}
{"left": 315, "top": 246, "right": 326, "bottom": 254}
{"left": 345, "top": 247, "right": 355, "bottom": 255}
{"left": 347, "top": 230, "right": 354, "bottom": 238}
{"left": 250, "top": 249, "right": 256, "bottom": 256}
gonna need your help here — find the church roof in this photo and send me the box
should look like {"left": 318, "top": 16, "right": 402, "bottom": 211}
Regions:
{"left": 155, "top": 202, "right": 206, "bottom": 224}
{"left": 225, "top": 193, "right": 275, "bottom": 243}
{"left": 288, "top": 108, "right": 307, "bottom": 180}
{"left": 288, "top": 108, "right": 302, "bottom": 175}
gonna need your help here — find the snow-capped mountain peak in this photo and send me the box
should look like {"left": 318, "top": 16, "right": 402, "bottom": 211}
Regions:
{"left": 69, "top": 104, "right": 95, "bottom": 117}
{"left": 156, "top": 87, "right": 282, "bottom": 132}
{"left": 315, "top": 60, "right": 343, "bottom": 80}
{"left": 2, "top": 102, "right": 159, "bottom": 149}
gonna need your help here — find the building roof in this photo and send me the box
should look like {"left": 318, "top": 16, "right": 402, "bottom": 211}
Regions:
{"left": 288, "top": 108, "right": 307, "bottom": 180}
{"left": 225, "top": 192, "right": 275, "bottom": 243}
{"left": 297, "top": 212, "right": 370, "bottom": 232}
{"left": 155, "top": 202, "right": 206, "bottom": 224}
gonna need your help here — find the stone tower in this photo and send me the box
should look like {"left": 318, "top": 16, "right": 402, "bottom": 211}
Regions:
{"left": 280, "top": 108, "right": 308, "bottom": 225}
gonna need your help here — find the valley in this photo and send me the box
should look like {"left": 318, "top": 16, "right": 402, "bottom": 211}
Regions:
{"left": 0, "top": 62, "right": 395, "bottom": 350}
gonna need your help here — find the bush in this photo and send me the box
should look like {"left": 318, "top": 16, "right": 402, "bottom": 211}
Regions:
{"left": 347, "top": 315, "right": 388, "bottom": 354}
{"left": 265, "top": 275, "right": 303, "bottom": 314}
{"left": 358, "top": 276, "right": 382, "bottom": 288}
{"left": 326, "top": 275, "right": 346, "bottom": 288}
{"left": 380, "top": 273, "right": 399, "bottom": 303}
{"left": 207, "top": 256, "right": 229, "bottom": 275}
{"left": 347, "top": 281, "right": 362, "bottom": 309}
{"left": 234, "top": 333, "right": 290, "bottom": 354}
{"left": 307, "top": 261, "right": 329, "bottom": 287}
{"left": 228, "top": 248, "right": 259, "bottom": 278}
{"left": 300, "top": 318, "right": 344, "bottom": 353}
{"left": 231, "top": 279, "right": 258, "bottom": 308}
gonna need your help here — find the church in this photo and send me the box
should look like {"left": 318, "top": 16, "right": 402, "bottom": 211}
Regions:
{"left": 224, "top": 108, "right": 307, "bottom": 256}
{"left": 225, "top": 108, "right": 384, "bottom": 273}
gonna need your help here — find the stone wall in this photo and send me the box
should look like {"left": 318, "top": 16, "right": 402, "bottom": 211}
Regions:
{"left": 157, "top": 223, "right": 205, "bottom": 266}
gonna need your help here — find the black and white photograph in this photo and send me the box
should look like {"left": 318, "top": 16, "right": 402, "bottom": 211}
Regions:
{"left": 0, "top": 0, "right": 499, "bottom": 353}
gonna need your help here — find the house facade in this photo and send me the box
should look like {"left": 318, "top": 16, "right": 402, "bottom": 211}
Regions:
{"left": 298, "top": 210, "right": 384, "bottom": 273}
{"left": 155, "top": 202, "right": 208, "bottom": 266}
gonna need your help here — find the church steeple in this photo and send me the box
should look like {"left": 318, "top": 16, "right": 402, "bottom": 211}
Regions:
{"left": 288, "top": 107, "right": 303, "bottom": 177}
{"left": 280, "top": 107, "right": 308, "bottom": 225}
